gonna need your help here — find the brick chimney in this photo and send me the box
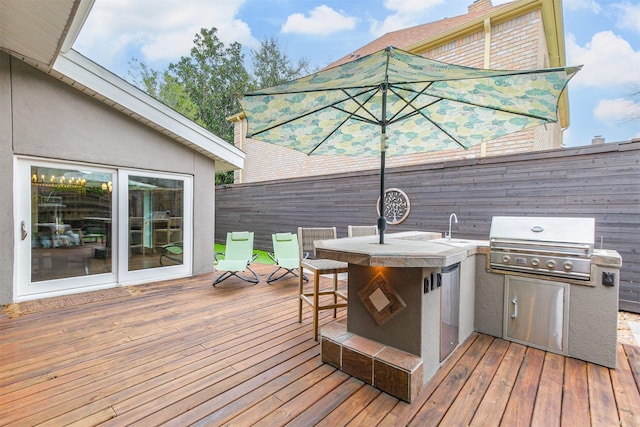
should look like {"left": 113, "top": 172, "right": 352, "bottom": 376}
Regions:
{"left": 468, "top": 0, "right": 493, "bottom": 13}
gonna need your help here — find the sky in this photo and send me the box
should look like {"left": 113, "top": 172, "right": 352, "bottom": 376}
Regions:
{"left": 73, "top": 0, "right": 640, "bottom": 148}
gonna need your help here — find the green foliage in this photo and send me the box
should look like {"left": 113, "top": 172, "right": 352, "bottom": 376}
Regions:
{"left": 251, "top": 36, "right": 311, "bottom": 89}
{"left": 169, "top": 28, "right": 252, "bottom": 142}
{"left": 128, "top": 58, "right": 202, "bottom": 124}
{"left": 215, "top": 171, "right": 234, "bottom": 185}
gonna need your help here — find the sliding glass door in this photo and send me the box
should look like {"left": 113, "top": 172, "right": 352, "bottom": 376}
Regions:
{"left": 16, "top": 158, "right": 192, "bottom": 300}
{"left": 117, "top": 170, "right": 192, "bottom": 284}
{"left": 16, "top": 159, "right": 117, "bottom": 299}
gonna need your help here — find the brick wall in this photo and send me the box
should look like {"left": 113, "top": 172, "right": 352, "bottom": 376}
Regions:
{"left": 236, "top": 7, "right": 565, "bottom": 183}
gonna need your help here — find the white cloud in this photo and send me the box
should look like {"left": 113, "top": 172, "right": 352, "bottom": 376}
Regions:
{"left": 615, "top": 2, "right": 640, "bottom": 34}
{"left": 383, "top": 0, "right": 445, "bottom": 14}
{"left": 281, "top": 6, "right": 356, "bottom": 35}
{"left": 566, "top": 31, "right": 640, "bottom": 88}
{"left": 369, "top": 0, "right": 444, "bottom": 37}
{"left": 74, "top": 0, "right": 255, "bottom": 68}
{"left": 370, "top": 14, "right": 416, "bottom": 36}
{"left": 593, "top": 98, "right": 640, "bottom": 125}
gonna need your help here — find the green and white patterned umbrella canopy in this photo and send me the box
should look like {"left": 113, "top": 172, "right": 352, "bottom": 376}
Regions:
{"left": 240, "top": 47, "right": 580, "bottom": 156}
{"left": 240, "top": 46, "right": 580, "bottom": 244}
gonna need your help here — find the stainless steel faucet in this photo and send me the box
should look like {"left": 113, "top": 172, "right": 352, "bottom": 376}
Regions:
{"left": 447, "top": 213, "right": 458, "bottom": 240}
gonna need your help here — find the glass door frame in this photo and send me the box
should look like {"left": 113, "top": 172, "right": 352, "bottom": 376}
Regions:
{"left": 15, "top": 157, "right": 118, "bottom": 301}
{"left": 116, "top": 169, "right": 193, "bottom": 285}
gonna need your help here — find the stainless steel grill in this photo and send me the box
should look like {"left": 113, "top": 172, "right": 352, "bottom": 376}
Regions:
{"left": 489, "top": 216, "right": 595, "bottom": 281}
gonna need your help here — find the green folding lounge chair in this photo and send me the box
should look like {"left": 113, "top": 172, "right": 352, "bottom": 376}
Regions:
{"left": 213, "top": 231, "right": 259, "bottom": 286}
{"left": 267, "top": 232, "right": 308, "bottom": 284}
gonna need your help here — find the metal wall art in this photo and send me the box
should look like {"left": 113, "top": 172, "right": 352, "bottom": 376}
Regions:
{"left": 377, "top": 188, "right": 410, "bottom": 225}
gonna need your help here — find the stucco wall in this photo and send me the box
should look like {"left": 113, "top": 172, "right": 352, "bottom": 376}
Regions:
{"left": 11, "top": 59, "right": 198, "bottom": 173}
{"left": 193, "top": 154, "right": 216, "bottom": 275}
{"left": 1, "top": 53, "right": 217, "bottom": 303}
{"left": 236, "top": 7, "right": 562, "bottom": 183}
{"left": 0, "top": 53, "right": 14, "bottom": 304}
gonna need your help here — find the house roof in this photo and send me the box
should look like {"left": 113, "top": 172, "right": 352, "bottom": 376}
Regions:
{"left": 327, "top": 0, "right": 571, "bottom": 129}
{"left": 0, "top": 0, "right": 244, "bottom": 171}
{"left": 329, "top": 0, "right": 512, "bottom": 67}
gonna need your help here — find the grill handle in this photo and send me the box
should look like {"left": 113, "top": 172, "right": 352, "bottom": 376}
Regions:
{"left": 510, "top": 297, "right": 518, "bottom": 319}
{"left": 490, "top": 238, "right": 592, "bottom": 255}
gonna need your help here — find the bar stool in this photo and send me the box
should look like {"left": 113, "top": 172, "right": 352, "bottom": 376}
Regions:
{"left": 297, "top": 227, "right": 349, "bottom": 341}
{"left": 347, "top": 225, "right": 379, "bottom": 237}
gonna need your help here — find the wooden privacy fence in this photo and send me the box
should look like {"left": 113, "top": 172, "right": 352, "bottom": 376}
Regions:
{"left": 215, "top": 140, "right": 640, "bottom": 312}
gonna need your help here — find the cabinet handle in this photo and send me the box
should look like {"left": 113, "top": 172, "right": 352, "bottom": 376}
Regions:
{"left": 510, "top": 297, "right": 518, "bottom": 318}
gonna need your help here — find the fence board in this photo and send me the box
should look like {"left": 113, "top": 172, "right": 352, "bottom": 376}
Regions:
{"left": 216, "top": 140, "right": 640, "bottom": 311}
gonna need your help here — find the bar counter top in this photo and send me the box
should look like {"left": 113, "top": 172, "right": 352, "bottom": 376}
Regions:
{"left": 314, "top": 230, "right": 488, "bottom": 268}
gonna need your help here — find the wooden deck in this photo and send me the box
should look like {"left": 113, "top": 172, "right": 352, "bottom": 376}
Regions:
{"left": 1, "top": 263, "right": 639, "bottom": 426}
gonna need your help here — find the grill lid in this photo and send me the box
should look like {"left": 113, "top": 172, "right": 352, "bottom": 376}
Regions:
{"left": 490, "top": 216, "right": 595, "bottom": 249}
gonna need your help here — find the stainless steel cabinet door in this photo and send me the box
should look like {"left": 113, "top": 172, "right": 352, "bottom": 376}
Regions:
{"left": 504, "top": 276, "right": 569, "bottom": 354}
{"left": 440, "top": 263, "right": 460, "bottom": 361}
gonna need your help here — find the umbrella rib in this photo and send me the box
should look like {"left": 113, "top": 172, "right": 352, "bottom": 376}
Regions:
{"left": 385, "top": 85, "right": 467, "bottom": 149}
{"left": 307, "top": 88, "right": 381, "bottom": 155}
{"left": 385, "top": 84, "right": 433, "bottom": 124}
{"left": 248, "top": 87, "right": 380, "bottom": 138}
{"left": 332, "top": 88, "right": 381, "bottom": 124}
{"left": 388, "top": 82, "right": 558, "bottom": 122}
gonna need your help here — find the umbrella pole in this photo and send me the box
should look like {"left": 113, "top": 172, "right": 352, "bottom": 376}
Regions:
{"left": 378, "top": 147, "right": 386, "bottom": 244}
{"left": 378, "top": 75, "right": 390, "bottom": 245}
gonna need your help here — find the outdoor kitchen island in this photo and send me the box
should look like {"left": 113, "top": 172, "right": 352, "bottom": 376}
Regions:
{"left": 315, "top": 231, "right": 479, "bottom": 402}
{"left": 315, "top": 230, "right": 622, "bottom": 403}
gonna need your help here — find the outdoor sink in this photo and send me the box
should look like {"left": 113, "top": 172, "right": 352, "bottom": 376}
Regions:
{"left": 434, "top": 238, "right": 476, "bottom": 248}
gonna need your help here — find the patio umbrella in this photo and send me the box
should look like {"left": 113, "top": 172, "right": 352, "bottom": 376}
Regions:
{"left": 239, "top": 46, "right": 580, "bottom": 244}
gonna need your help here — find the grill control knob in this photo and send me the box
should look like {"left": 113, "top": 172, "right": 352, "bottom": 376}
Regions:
{"left": 563, "top": 261, "right": 573, "bottom": 271}
{"left": 546, "top": 260, "right": 557, "bottom": 269}
{"left": 502, "top": 255, "right": 511, "bottom": 263}
{"left": 531, "top": 258, "right": 540, "bottom": 267}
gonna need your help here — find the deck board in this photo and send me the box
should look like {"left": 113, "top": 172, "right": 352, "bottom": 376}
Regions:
{"left": 501, "top": 347, "right": 545, "bottom": 426}
{"left": 440, "top": 337, "right": 510, "bottom": 426}
{"left": 530, "top": 352, "right": 564, "bottom": 426}
{"left": 1, "top": 264, "right": 639, "bottom": 426}
{"left": 561, "top": 358, "right": 591, "bottom": 426}
{"left": 611, "top": 344, "right": 640, "bottom": 425}
{"left": 469, "top": 342, "right": 527, "bottom": 426}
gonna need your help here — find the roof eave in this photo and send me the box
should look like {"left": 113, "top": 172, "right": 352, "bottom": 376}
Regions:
{"left": 52, "top": 50, "right": 245, "bottom": 171}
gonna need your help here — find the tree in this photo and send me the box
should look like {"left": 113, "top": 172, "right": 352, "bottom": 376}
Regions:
{"left": 170, "top": 28, "right": 252, "bottom": 144}
{"left": 251, "top": 36, "right": 311, "bottom": 89}
{"left": 128, "top": 58, "right": 200, "bottom": 123}
{"left": 129, "top": 29, "right": 252, "bottom": 184}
